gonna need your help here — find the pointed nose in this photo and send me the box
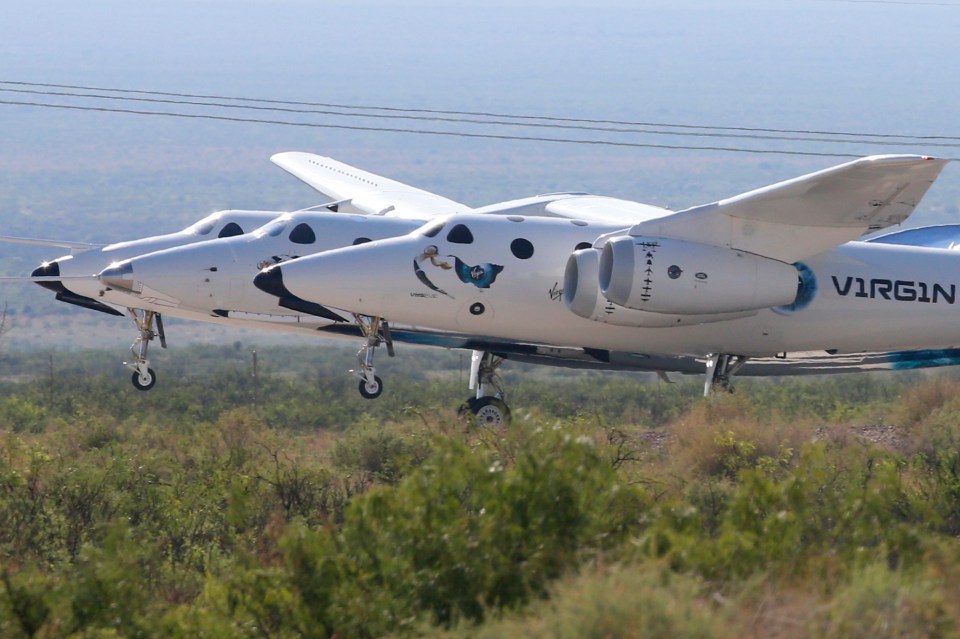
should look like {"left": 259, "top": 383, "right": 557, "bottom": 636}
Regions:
{"left": 32, "top": 261, "right": 66, "bottom": 293}
{"left": 253, "top": 266, "right": 291, "bottom": 299}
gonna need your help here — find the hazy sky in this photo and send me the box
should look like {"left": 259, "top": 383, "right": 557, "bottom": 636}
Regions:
{"left": 1, "top": 0, "right": 959, "bottom": 338}
{"left": 2, "top": 0, "right": 959, "bottom": 213}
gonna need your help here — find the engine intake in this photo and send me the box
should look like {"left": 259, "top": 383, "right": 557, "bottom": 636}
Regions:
{"left": 564, "top": 248, "right": 759, "bottom": 328}
{"left": 599, "top": 236, "right": 799, "bottom": 315}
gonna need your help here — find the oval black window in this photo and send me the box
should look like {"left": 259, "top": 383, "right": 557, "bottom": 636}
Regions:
{"left": 575, "top": 241, "right": 592, "bottom": 251}
{"left": 218, "top": 222, "right": 244, "bottom": 238}
{"left": 289, "top": 223, "right": 316, "bottom": 244}
{"left": 510, "top": 238, "right": 534, "bottom": 259}
{"left": 353, "top": 237, "right": 372, "bottom": 245}
{"left": 446, "top": 224, "right": 474, "bottom": 244}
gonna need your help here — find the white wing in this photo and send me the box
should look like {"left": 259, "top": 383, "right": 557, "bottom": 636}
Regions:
{"left": 630, "top": 154, "right": 950, "bottom": 263}
{"left": 0, "top": 234, "right": 104, "bottom": 251}
{"left": 271, "top": 152, "right": 470, "bottom": 219}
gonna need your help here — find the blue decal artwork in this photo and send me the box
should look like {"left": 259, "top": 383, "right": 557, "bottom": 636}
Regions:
{"left": 453, "top": 256, "right": 504, "bottom": 288}
{"left": 888, "top": 348, "right": 960, "bottom": 371}
{"left": 415, "top": 245, "right": 504, "bottom": 297}
{"left": 774, "top": 262, "right": 817, "bottom": 315}
{"left": 668, "top": 265, "right": 683, "bottom": 280}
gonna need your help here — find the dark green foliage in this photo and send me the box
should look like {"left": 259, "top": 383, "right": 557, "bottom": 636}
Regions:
{"left": 0, "top": 347, "right": 957, "bottom": 637}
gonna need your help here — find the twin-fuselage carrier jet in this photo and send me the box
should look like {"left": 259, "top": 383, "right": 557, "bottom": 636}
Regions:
{"left": 6, "top": 152, "right": 954, "bottom": 425}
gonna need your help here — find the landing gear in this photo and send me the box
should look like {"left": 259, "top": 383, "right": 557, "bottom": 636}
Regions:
{"left": 460, "top": 396, "right": 511, "bottom": 426}
{"left": 358, "top": 375, "right": 384, "bottom": 399}
{"left": 131, "top": 368, "right": 157, "bottom": 391}
{"left": 123, "top": 309, "right": 166, "bottom": 392}
{"left": 703, "top": 353, "right": 748, "bottom": 396}
{"left": 350, "top": 314, "right": 393, "bottom": 400}
{"left": 458, "top": 350, "right": 511, "bottom": 427}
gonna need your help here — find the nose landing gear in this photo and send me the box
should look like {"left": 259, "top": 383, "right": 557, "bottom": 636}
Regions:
{"left": 124, "top": 309, "right": 166, "bottom": 391}
{"left": 350, "top": 314, "right": 393, "bottom": 399}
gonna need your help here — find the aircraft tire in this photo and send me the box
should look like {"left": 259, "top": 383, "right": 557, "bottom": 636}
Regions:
{"left": 358, "top": 375, "right": 384, "bottom": 400}
{"left": 131, "top": 368, "right": 157, "bottom": 392}
{"left": 471, "top": 397, "right": 511, "bottom": 427}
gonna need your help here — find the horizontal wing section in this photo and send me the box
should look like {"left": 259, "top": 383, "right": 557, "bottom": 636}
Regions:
{"left": 271, "top": 152, "right": 470, "bottom": 219}
{"left": 0, "top": 234, "right": 104, "bottom": 251}
{"left": 470, "top": 193, "right": 673, "bottom": 224}
{"left": 630, "top": 155, "right": 949, "bottom": 263}
{"left": 543, "top": 196, "right": 674, "bottom": 225}
{"left": 867, "top": 224, "right": 960, "bottom": 250}
{"left": 0, "top": 275, "right": 99, "bottom": 282}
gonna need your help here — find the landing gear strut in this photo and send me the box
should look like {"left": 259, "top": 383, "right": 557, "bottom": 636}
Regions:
{"left": 458, "top": 350, "right": 511, "bottom": 426}
{"left": 124, "top": 309, "right": 166, "bottom": 391}
{"left": 703, "top": 353, "right": 748, "bottom": 396}
{"left": 350, "top": 314, "right": 394, "bottom": 399}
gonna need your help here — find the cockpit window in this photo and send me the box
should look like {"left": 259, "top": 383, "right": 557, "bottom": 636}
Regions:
{"left": 420, "top": 220, "right": 446, "bottom": 238}
{"left": 289, "top": 223, "right": 316, "bottom": 245}
{"left": 446, "top": 224, "right": 474, "bottom": 244}
{"left": 218, "top": 222, "right": 244, "bottom": 238}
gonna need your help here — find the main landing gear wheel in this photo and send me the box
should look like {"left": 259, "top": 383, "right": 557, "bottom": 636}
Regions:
{"left": 703, "top": 353, "right": 748, "bottom": 396}
{"left": 131, "top": 368, "right": 156, "bottom": 392}
{"left": 358, "top": 375, "right": 384, "bottom": 400}
{"left": 470, "top": 397, "right": 511, "bottom": 427}
{"left": 459, "top": 351, "right": 513, "bottom": 428}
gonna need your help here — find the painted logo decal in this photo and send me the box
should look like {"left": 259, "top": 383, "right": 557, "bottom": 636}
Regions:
{"left": 414, "top": 245, "right": 504, "bottom": 298}
{"left": 831, "top": 275, "right": 955, "bottom": 304}
{"left": 668, "top": 265, "right": 683, "bottom": 280}
{"left": 549, "top": 282, "right": 563, "bottom": 302}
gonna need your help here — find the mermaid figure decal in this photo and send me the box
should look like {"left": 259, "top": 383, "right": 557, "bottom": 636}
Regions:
{"left": 414, "top": 245, "right": 504, "bottom": 298}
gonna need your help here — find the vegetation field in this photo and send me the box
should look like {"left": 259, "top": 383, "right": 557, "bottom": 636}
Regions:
{"left": 0, "top": 345, "right": 959, "bottom": 638}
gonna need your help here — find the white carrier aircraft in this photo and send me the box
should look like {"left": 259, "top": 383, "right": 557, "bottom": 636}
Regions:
{"left": 3, "top": 153, "right": 471, "bottom": 389}
{"left": 9, "top": 153, "right": 955, "bottom": 425}
{"left": 247, "top": 154, "right": 957, "bottom": 422}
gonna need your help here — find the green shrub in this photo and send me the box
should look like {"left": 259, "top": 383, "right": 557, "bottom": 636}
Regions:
{"left": 810, "top": 562, "right": 955, "bottom": 639}
{"left": 444, "top": 564, "right": 726, "bottom": 639}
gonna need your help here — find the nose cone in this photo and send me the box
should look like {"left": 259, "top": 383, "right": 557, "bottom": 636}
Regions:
{"left": 254, "top": 266, "right": 347, "bottom": 322}
{"left": 253, "top": 266, "right": 291, "bottom": 299}
{"left": 32, "top": 261, "right": 65, "bottom": 293}
{"left": 267, "top": 236, "right": 417, "bottom": 319}
{"left": 98, "top": 260, "right": 135, "bottom": 291}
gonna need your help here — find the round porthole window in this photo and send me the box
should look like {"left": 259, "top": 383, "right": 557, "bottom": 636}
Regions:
{"left": 510, "top": 238, "right": 534, "bottom": 259}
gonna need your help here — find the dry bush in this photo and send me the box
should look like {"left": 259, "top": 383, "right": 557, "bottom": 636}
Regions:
{"left": 441, "top": 563, "right": 729, "bottom": 639}
{"left": 667, "top": 394, "right": 809, "bottom": 480}
{"left": 893, "top": 376, "right": 960, "bottom": 427}
{"left": 808, "top": 562, "right": 957, "bottom": 639}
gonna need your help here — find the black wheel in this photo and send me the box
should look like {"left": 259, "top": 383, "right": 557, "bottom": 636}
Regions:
{"left": 131, "top": 368, "right": 156, "bottom": 391}
{"left": 471, "top": 397, "right": 511, "bottom": 427}
{"left": 457, "top": 397, "right": 477, "bottom": 417}
{"left": 358, "top": 375, "right": 383, "bottom": 399}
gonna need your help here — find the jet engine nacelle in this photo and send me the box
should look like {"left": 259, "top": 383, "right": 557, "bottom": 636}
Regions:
{"left": 598, "top": 235, "right": 800, "bottom": 315}
{"left": 564, "top": 248, "right": 758, "bottom": 327}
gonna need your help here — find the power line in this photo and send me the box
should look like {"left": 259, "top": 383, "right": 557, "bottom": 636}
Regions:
{"left": 3, "top": 79, "right": 957, "bottom": 142}
{"left": 4, "top": 86, "right": 960, "bottom": 150}
{"left": 0, "top": 98, "right": 867, "bottom": 159}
